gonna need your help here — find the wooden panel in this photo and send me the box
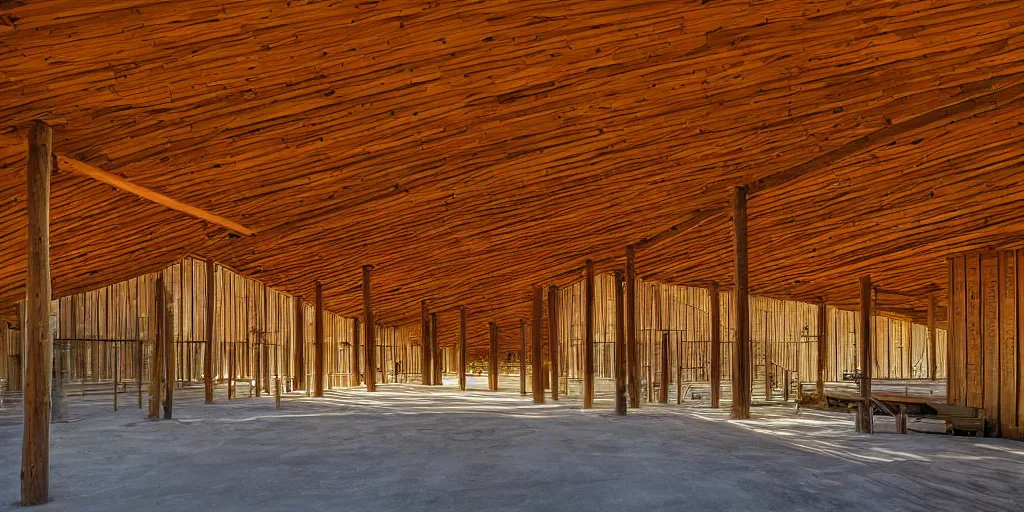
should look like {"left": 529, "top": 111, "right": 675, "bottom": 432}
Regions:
{"left": 999, "top": 251, "right": 1017, "bottom": 435}
{"left": 965, "top": 254, "right": 983, "bottom": 409}
{"left": 981, "top": 253, "right": 1000, "bottom": 432}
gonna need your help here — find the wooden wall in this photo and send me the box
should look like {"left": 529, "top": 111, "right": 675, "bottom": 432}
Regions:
{"left": 947, "top": 251, "right": 1023, "bottom": 440}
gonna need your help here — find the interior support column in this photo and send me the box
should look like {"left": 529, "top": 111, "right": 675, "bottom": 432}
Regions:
{"left": 816, "top": 300, "right": 827, "bottom": 398}
{"left": 548, "top": 285, "right": 559, "bottom": 401}
{"left": 421, "top": 301, "right": 431, "bottom": 385}
{"left": 731, "top": 186, "right": 751, "bottom": 420}
{"left": 162, "top": 277, "right": 174, "bottom": 419}
{"left": 583, "top": 260, "right": 595, "bottom": 409}
{"left": 614, "top": 271, "right": 627, "bottom": 415}
{"left": 313, "top": 281, "right": 325, "bottom": 397}
{"left": 710, "top": 282, "right": 721, "bottom": 409}
{"left": 293, "top": 296, "right": 305, "bottom": 391}
{"left": 431, "top": 312, "right": 441, "bottom": 385}
{"left": 531, "top": 286, "right": 545, "bottom": 404}
{"left": 21, "top": 120, "right": 52, "bottom": 506}
{"left": 150, "top": 276, "right": 165, "bottom": 417}
{"left": 659, "top": 332, "right": 670, "bottom": 404}
{"left": 458, "top": 307, "right": 467, "bottom": 391}
{"left": 519, "top": 319, "right": 527, "bottom": 395}
{"left": 204, "top": 258, "right": 215, "bottom": 403}
{"left": 488, "top": 322, "right": 499, "bottom": 391}
{"left": 626, "top": 245, "right": 640, "bottom": 408}
{"left": 858, "top": 276, "right": 874, "bottom": 433}
{"left": 362, "top": 265, "right": 377, "bottom": 392}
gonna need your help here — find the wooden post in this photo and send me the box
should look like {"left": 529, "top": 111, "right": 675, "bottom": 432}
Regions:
{"left": 163, "top": 280, "right": 174, "bottom": 420}
{"left": 21, "top": 120, "right": 52, "bottom": 506}
{"left": 487, "top": 322, "right": 498, "bottom": 391}
{"left": 351, "top": 317, "right": 361, "bottom": 387}
{"left": 858, "top": 276, "right": 873, "bottom": 433}
{"left": 136, "top": 339, "right": 143, "bottom": 409}
{"left": 150, "top": 276, "right": 164, "bottom": 417}
{"left": 313, "top": 281, "right": 325, "bottom": 397}
{"left": 817, "top": 301, "right": 827, "bottom": 399}
{"left": 731, "top": 186, "right": 752, "bottom": 420}
{"left": 204, "top": 258, "right": 215, "bottom": 403}
{"left": 51, "top": 341, "right": 67, "bottom": 423}
{"left": 113, "top": 342, "right": 119, "bottom": 411}
{"left": 583, "top": 260, "right": 595, "bottom": 409}
{"left": 614, "top": 271, "right": 627, "bottom": 415}
{"left": 362, "top": 265, "right": 377, "bottom": 392}
{"left": 532, "top": 286, "right": 545, "bottom": 404}
{"left": 548, "top": 285, "right": 560, "bottom": 401}
{"left": 431, "top": 312, "right": 441, "bottom": 385}
{"left": 293, "top": 297, "right": 305, "bottom": 391}
{"left": 421, "top": 301, "right": 431, "bottom": 385}
{"left": 458, "top": 306, "right": 467, "bottom": 391}
{"left": 626, "top": 245, "right": 640, "bottom": 408}
{"left": 927, "top": 294, "right": 937, "bottom": 381}
{"left": 275, "top": 376, "right": 282, "bottom": 409}
{"left": 660, "top": 332, "right": 670, "bottom": 404}
{"left": 519, "top": 319, "right": 527, "bottom": 395}
{"left": 710, "top": 282, "right": 721, "bottom": 409}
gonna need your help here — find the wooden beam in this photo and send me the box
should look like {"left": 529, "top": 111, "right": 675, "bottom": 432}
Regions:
{"left": 626, "top": 245, "right": 640, "bottom": 409}
{"left": 313, "top": 281, "right": 324, "bottom": 397}
{"left": 710, "top": 281, "right": 721, "bottom": 409}
{"left": 817, "top": 301, "right": 827, "bottom": 398}
{"left": 292, "top": 296, "right": 305, "bottom": 391}
{"left": 614, "top": 271, "right": 627, "bottom": 416}
{"left": 488, "top": 322, "right": 499, "bottom": 391}
{"left": 928, "top": 293, "right": 937, "bottom": 381}
{"left": 858, "top": 276, "right": 874, "bottom": 434}
{"left": 351, "top": 317, "right": 361, "bottom": 387}
{"left": 531, "top": 286, "right": 545, "bottom": 404}
{"left": 421, "top": 301, "right": 431, "bottom": 386}
{"left": 55, "top": 155, "right": 254, "bottom": 236}
{"left": 731, "top": 186, "right": 751, "bottom": 420}
{"left": 362, "top": 265, "right": 377, "bottom": 392}
{"left": 162, "top": 275, "right": 174, "bottom": 420}
{"left": 548, "top": 285, "right": 560, "bottom": 401}
{"left": 519, "top": 319, "right": 527, "bottom": 396}
{"left": 660, "top": 332, "right": 670, "bottom": 404}
{"left": 458, "top": 306, "right": 467, "bottom": 392}
{"left": 583, "top": 260, "right": 595, "bottom": 409}
{"left": 204, "top": 258, "right": 215, "bottom": 403}
{"left": 150, "top": 275, "right": 164, "bottom": 416}
{"left": 21, "top": 120, "right": 52, "bottom": 506}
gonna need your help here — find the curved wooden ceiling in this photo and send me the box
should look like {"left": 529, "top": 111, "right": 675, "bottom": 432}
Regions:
{"left": 3, "top": 0, "right": 1024, "bottom": 352}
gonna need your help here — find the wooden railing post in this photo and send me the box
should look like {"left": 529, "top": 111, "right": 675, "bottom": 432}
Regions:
{"left": 421, "top": 301, "right": 431, "bottom": 385}
{"left": 292, "top": 296, "right": 305, "bottom": 391}
{"left": 519, "top": 319, "right": 527, "bottom": 396}
{"left": 816, "top": 301, "right": 827, "bottom": 399}
{"left": 351, "top": 317, "right": 361, "bottom": 387}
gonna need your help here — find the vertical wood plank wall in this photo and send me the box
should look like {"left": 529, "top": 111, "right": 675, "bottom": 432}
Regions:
{"left": 556, "top": 275, "right": 948, "bottom": 402}
{"left": 947, "top": 251, "right": 1023, "bottom": 440}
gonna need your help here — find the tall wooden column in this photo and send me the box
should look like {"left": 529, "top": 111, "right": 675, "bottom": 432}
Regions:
{"left": 313, "top": 281, "right": 325, "bottom": 397}
{"left": 927, "top": 294, "right": 937, "bottom": 381}
{"left": 488, "top": 322, "right": 499, "bottom": 391}
{"left": 731, "top": 186, "right": 751, "bottom": 420}
{"left": 583, "top": 260, "right": 595, "bottom": 409}
{"left": 362, "top": 265, "right": 377, "bottom": 392}
{"left": 431, "top": 312, "right": 441, "bottom": 385}
{"left": 709, "top": 282, "right": 722, "bottom": 408}
{"left": 162, "top": 278, "right": 174, "bottom": 420}
{"left": 351, "top": 317, "right": 361, "bottom": 387}
{"left": 614, "top": 271, "right": 627, "bottom": 415}
{"left": 458, "top": 306, "right": 467, "bottom": 391}
{"left": 531, "top": 286, "right": 545, "bottom": 404}
{"left": 293, "top": 296, "right": 305, "bottom": 391}
{"left": 421, "top": 301, "right": 431, "bottom": 385}
{"left": 858, "top": 276, "right": 874, "bottom": 433}
{"left": 659, "top": 332, "right": 670, "bottom": 404}
{"left": 150, "top": 276, "right": 165, "bottom": 418}
{"left": 626, "top": 245, "right": 640, "bottom": 408}
{"left": 22, "top": 120, "right": 52, "bottom": 506}
{"left": 816, "top": 301, "right": 827, "bottom": 398}
{"left": 548, "top": 285, "right": 560, "bottom": 401}
{"left": 204, "top": 258, "right": 215, "bottom": 403}
{"left": 519, "top": 319, "right": 527, "bottom": 395}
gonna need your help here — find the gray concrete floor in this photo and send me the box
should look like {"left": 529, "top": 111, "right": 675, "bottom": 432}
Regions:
{"left": 1, "top": 376, "right": 1023, "bottom": 511}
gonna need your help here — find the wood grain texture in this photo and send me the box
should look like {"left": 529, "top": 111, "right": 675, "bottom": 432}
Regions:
{"left": 2, "top": 1, "right": 1024, "bottom": 355}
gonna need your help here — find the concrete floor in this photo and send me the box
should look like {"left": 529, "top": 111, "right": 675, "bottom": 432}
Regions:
{"left": 1, "top": 376, "right": 1023, "bottom": 511}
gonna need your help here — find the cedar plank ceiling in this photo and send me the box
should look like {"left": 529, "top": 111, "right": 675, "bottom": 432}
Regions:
{"left": 2, "top": 0, "right": 1024, "bottom": 352}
